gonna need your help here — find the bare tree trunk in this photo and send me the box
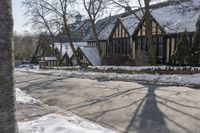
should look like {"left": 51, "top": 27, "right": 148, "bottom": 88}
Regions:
{"left": 91, "top": 21, "right": 101, "bottom": 56}
{"left": 144, "top": 0, "right": 156, "bottom": 65}
{"left": 0, "top": 0, "right": 18, "bottom": 133}
{"left": 83, "top": 0, "right": 103, "bottom": 63}
{"left": 63, "top": 19, "right": 80, "bottom": 65}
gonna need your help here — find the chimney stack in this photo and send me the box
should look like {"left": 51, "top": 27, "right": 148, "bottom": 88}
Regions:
{"left": 75, "top": 13, "right": 82, "bottom": 22}
{"left": 124, "top": 6, "right": 131, "bottom": 13}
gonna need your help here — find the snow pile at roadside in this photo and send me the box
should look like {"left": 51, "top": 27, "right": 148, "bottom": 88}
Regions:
{"left": 16, "top": 88, "right": 115, "bottom": 133}
{"left": 89, "top": 66, "right": 200, "bottom": 71}
{"left": 16, "top": 69, "right": 200, "bottom": 86}
{"left": 16, "top": 88, "right": 40, "bottom": 104}
{"left": 19, "top": 113, "right": 114, "bottom": 133}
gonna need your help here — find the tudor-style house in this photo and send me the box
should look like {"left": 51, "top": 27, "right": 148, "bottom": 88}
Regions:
{"left": 42, "top": 0, "right": 199, "bottom": 66}
{"left": 86, "top": 0, "right": 200, "bottom": 66}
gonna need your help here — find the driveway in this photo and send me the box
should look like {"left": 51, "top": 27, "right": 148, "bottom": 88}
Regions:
{"left": 15, "top": 71, "right": 200, "bottom": 133}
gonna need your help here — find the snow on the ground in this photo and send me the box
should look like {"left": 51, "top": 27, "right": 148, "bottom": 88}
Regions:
{"left": 16, "top": 88, "right": 40, "bottom": 104}
{"left": 16, "top": 68, "right": 200, "bottom": 86}
{"left": 88, "top": 65, "right": 200, "bottom": 71}
{"left": 19, "top": 113, "right": 114, "bottom": 133}
{"left": 16, "top": 65, "right": 200, "bottom": 71}
{"left": 16, "top": 88, "right": 115, "bottom": 133}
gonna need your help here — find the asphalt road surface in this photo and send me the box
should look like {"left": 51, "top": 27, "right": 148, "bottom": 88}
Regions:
{"left": 15, "top": 71, "right": 200, "bottom": 133}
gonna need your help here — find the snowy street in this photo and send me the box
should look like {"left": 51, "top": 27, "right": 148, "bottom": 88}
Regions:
{"left": 15, "top": 80, "right": 115, "bottom": 133}
{"left": 15, "top": 71, "right": 200, "bottom": 133}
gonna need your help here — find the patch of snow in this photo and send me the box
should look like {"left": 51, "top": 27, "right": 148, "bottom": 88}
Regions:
{"left": 18, "top": 113, "right": 115, "bottom": 133}
{"left": 89, "top": 65, "right": 200, "bottom": 71}
{"left": 43, "top": 57, "right": 57, "bottom": 61}
{"left": 16, "top": 88, "right": 40, "bottom": 104}
{"left": 80, "top": 47, "right": 102, "bottom": 66}
{"left": 16, "top": 87, "right": 115, "bottom": 133}
{"left": 16, "top": 64, "right": 32, "bottom": 69}
{"left": 16, "top": 68, "right": 200, "bottom": 86}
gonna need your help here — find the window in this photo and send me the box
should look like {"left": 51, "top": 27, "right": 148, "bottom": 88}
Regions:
{"left": 159, "top": 36, "right": 163, "bottom": 43}
{"left": 143, "top": 37, "right": 147, "bottom": 50}
{"left": 78, "top": 51, "right": 83, "bottom": 60}
{"left": 153, "top": 36, "right": 157, "bottom": 46}
{"left": 137, "top": 38, "right": 141, "bottom": 49}
{"left": 137, "top": 37, "right": 147, "bottom": 51}
{"left": 158, "top": 44, "right": 163, "bottom": 57}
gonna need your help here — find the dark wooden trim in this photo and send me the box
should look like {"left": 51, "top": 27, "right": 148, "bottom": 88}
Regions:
{"left": 163, "top": 36, "right": 167, "bottom": 63}
{"left": 87, "top": 40, "right": 107, "bottom": 43}
{"left": 118, "top": 19, "right": 131, "bottom": 37}
{"left": 156, "top": 26, "right": 159, "bottom": 57}
{"left": 108, "top": 18, "right": 131, "bottom": 39}
{"left": 149, "top": 13, "right": 166, "bottom": 34}
{"left": 132, "top": 13, "right": 166, "bottom": 39}
{"left": 132, "top": 16, "right": 145, "bottom": 38}
{"left": 169, "top": 37, "right": 172, "bottom": 64}
{"left": 109, "top": 20, "right": 119, "bottom": 39}
{"left": 117, "top": 23, "right": 120, "bottom": 54}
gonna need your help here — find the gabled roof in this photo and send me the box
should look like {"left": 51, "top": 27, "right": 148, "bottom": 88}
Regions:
{"left": 151, "top": 0, "right": 200, "bottom": 33}
{"left": 69, "top": 19, "right": 91, "bottom": 32}
{"left": 85, "top": 0, "right": 200, "bottom": 41}
{"left": 79, "top": 47, "right": 101, "bottom": 66}
{"left": 56, "top": 20, "right": 91, "bottom": 43}
{"left": 54, "top": 42, "right": 87, "bottom": 58}
{"left": 84, "top": 16, "right": 118, "bottom": 41}
{"left": 119, "top": 12, "right": 143, "bottom": 35}
{"left": 108, "top": 18, "right": 131, "bottom": 39}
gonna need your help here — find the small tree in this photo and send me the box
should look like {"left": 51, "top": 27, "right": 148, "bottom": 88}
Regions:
{"left": 175, "top": 32, "right": 190, "bottom": 65}
{"left": 189, "top": 16, "right": 200, "bottom": 66}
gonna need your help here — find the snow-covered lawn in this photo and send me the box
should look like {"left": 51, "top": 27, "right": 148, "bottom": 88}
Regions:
{"left": 16, "top": 67, "right": 200, "bottom": 86}
{"left": 16, "top": 88, "right": 115, "bottom": 133}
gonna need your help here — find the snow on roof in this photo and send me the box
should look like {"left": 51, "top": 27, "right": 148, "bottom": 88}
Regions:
{"left": 84, "top": 16, "right": 118, "bottom": 41}
{"left": 119, "top": 12, "right": 143, "bottom": 35}
{"left": 97, "top": 17, "right": 117, "bottom": 40}
{"left": 69, "top": 20, "right": 90, "bottom": 32}
{"left": 79, "top": 47, "right": 101, "bottom": 66}
{"left": 85, "top": 0, "right": 200, "bottom": 41}
{"left": 54, "top": 42, "right": 87, "bottom": 58}
{"left": 151, "top": 0, "right": 200, "bottom": 33}
{"left": 44, "top": 57, "right": 57, "bottom": 61}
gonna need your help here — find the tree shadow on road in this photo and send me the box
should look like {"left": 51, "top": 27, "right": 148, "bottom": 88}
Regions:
{"left": 124, "top": 84, "right": 169, "bottom": 133}
{"left": 17, "top": 76, "right": 200, "bottom": 133}
{"left": 124, "top": 84, "right": 199, "bottom": 133}
{"left": 67, "top": 86, "right": 146, "bottom": 111}
{"left": 73, "top": 83, "right": 199, "bottom": 133}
